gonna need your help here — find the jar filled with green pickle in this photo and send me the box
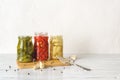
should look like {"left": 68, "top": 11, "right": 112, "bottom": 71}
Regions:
{"left": 17, "top": 36, "right": 34, "bottom": 62}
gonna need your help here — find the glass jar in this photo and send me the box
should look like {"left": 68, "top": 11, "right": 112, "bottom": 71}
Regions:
{"left": 33, "top": 33, "right": 38, "bottom": 60}
{"left": 50, "top": 36, "right": 63, "bottom": 59}
{"left": 17, "top": 36, "right": 34, "bottom": 62}
{"left": 34, "top": 32, "right": 48, "bottom": 61}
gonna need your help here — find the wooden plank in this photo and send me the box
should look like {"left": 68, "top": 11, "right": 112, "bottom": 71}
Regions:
{"left": 17, "top": 60, "right": 69, "bottom": 69}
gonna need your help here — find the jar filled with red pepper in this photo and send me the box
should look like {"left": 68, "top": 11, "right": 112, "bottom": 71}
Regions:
{"left": 34, "top": 32, "right": 48, "bottom": 61}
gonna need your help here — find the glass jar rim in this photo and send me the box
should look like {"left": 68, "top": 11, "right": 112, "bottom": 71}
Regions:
{"left": 34, "top": 32, "right": 48, "bottom": 36}
{"left": 18, "top": 36, "right": 32, "bottom": 39}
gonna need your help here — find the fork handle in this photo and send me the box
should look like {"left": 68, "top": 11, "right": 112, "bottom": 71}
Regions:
{"left": 75, "top": 64, "right": 91, "bottom": 71}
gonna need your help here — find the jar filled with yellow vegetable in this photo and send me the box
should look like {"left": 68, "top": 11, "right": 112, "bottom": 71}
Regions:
{"left": 50, "top": 35, "right": 63, "bottom": 59}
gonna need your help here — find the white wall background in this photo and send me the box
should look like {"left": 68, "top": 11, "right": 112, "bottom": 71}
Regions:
{"left": 0, "top": 0, "right": 120, "bottom": 54}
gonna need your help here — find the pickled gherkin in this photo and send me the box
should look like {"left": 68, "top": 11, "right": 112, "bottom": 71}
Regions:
{"left": 17, "top": 36, "right": 34, "bottom": 62}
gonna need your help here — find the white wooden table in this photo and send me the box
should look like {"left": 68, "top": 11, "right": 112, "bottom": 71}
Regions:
{"left": 0, "top": 54, "right": 120, "bottom": 80}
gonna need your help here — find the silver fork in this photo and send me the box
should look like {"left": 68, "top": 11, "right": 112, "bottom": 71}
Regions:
{"left": 57, "top": 56, "right": 91, "bottom": 71}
